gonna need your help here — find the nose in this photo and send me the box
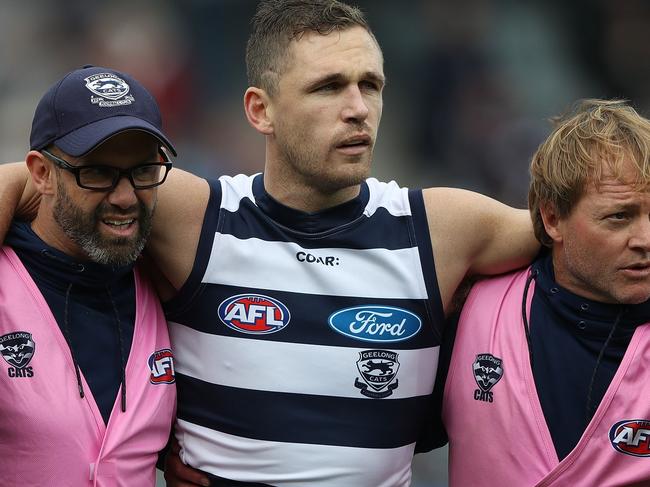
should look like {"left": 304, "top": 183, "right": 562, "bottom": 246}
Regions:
{"left": 341, "top": 85, "right": 369, "bottom": 124}
{"left": 106, "top": 174, "right": 138, "bottom": 209}
{"left": 629, "top": 217, "right": 650, "bottom": 252}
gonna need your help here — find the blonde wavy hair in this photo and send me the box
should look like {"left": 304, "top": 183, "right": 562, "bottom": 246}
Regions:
{"left": 528, "top": 99, "right": 650, "bottom": 246}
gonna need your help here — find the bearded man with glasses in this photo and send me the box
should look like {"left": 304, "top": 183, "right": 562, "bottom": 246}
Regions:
{"left": 0, "top": 66, "right": 177, "bottom": 486}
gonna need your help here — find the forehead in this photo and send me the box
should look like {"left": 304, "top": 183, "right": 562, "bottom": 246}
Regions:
{"left": 284, "top": 25, "right": 384, "bottom": 82}
{"left": 581, "top": 161, "right": 650, "bottom": 204}
{"left": 80, "top": 131, "right": 159, "bottom": 162}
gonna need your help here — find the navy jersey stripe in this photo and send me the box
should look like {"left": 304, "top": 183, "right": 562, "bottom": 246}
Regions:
{"left": 222, "top": 201, "right": 416, "bottom": 250}
{"left": 176, "top": 373, "right": 429, "bottom": 449}
{"left": 168, "top": 284, "right": 438, "bottom": 349}
{"left": 409, "top": 189, "right": 444, "bottom": 340}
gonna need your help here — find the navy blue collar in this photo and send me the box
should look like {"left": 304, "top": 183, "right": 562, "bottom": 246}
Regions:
{"left": 6, "top": 220, "right": 133, "bottom": 291}
{"left": 532, "top": 253, "right": 650, "bottom": 340}
{"left": 252, "top": 174, "right": 369, "bottom": 234}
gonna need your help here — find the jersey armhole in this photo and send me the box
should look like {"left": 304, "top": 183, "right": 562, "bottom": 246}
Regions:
{"left": 409, "top": 188, "right": 449, "bottom": 453}
{"left": 164, "top": 178, "right": 223, "bottom": 318}
{"left": 408, "top": 188, "right": 444, "bottom": 340}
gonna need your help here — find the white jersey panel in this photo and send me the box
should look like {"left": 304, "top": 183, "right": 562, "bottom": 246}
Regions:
{"left": 170, "top": 322, "right": 439, "bottom": 399}
{"left": 364, "top": 178, "right": 412, "bottom": 217}
{"left": 202, "top": 233, "right": 428, "bottom": 299}
{"left": 219, "top": 172, "right": 259, "bottom": 212}
{"left": 177, "top": 419, "right": 414, "bottom": 487}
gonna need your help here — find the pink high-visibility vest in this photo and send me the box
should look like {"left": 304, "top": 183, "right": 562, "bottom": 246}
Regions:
{"left": 443, "top": 268, "right": 650, "bottom": 487}
{"left": 0, "top": 247, "right": 176, "bottom": 486}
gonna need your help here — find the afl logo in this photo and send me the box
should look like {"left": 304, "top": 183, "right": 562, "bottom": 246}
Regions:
{"left": 218, "top": 294, "right": 290, "bottom": 335}
{"left": 610, "top": 419, "right": 650, "bottom": 457}
{"left": 148, "top": 349, "right": 175, "bottom": 384}
{"left": 328, "top": 306, "right": 421, "bottom": 342}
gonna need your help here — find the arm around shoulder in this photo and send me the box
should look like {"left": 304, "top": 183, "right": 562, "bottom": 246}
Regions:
{"left": 0, "top": 162, "right": 39, "bottom": 243}
{"left": 147, "top": 167, "right": 211, "bottom": 293}
{"left": 423, "top": 187, "right": 538, "bottom": 313}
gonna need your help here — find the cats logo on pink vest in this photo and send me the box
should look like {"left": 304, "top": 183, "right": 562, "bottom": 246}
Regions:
{"left": 0, "top": 331, "right": 35, "bottom": 378}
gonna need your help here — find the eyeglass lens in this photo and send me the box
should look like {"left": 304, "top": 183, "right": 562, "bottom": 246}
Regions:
{"left": 79, "top": 164, "right": 165, "bottom": 188}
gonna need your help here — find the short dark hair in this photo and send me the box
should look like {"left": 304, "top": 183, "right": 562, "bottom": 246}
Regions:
{"left": 246, "top": 0, "right": 376, "bottom": 95}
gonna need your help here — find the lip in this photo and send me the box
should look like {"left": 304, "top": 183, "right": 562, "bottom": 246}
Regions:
{"left": 620, "top": 264, "right": 650, "bottom": 278}
{"left": 335, "top": 134, "right": 372, "bottom": 155}
{"left": 100, "top": 218, "right": 138, "bottom": 238}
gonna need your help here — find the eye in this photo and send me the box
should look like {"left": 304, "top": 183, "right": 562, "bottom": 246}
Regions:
{"left": 132, "top": 164, "right": 163, "bottom": 183}
{"left": 315, "top": 82, "right": 340, "bottom": 92}
{"left": 133, "top": 165, "right": 158, "bottom": 176}
{"left": 360, "top": 80, "right": 380, "bottom": 92}
{"left": 80, "top": 166, "right": 115, "bottom": 179}
{"left": 608, "top": 212, "right": 628, "bottom": 221}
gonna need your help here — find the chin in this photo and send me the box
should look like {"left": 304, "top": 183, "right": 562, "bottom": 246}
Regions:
{"left": 327, "top": 173, "right": 368, "bottom": 192}
{"left": 616, "top": 291, "right": 650, "bottom": 305}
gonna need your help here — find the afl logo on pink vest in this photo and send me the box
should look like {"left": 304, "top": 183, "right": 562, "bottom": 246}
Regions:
{"left": 148, "top": 349, "right": 175, "bottom": 384}
{"left": 610, "top": 419, "right": 650, "bottom": 457}
{"left": 218, "top": 294, "right": 291, "bottom": 335}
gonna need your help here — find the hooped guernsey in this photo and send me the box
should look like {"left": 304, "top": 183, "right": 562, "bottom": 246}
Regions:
{"left": 0, "top": 247, "right": 177, "bottom": 487}
{"left": 165, "top": 174, "right": 445, "bottom": 487}
{"left": 442, "top": 267, "right": 650, "bottom": 487}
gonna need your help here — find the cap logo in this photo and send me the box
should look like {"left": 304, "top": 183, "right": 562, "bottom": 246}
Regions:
{"left": 84, "top": 73, "right": 134, "bottom": 107}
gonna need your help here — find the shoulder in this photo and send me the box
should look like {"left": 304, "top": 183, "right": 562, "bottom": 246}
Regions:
{"left": 219, "top": 173, "right": 259, "bottom": 211}
{"left": 364, "top": 178, "right": 411, "bottom": 217}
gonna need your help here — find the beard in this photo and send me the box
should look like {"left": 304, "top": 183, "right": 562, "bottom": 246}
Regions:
{"left": 53, "top": 178, "right": 154, "bottom": 267}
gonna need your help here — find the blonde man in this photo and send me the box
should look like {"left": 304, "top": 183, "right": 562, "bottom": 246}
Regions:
{"left": 442, "top": 99, "right": 650, "bottom": 486}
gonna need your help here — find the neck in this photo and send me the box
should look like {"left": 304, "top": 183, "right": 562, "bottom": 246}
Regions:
{"left": 31, "top": 206, "right": 85, "bottom": 260}
{"left": 263, "top": 152, "right": 362, "bottom": 213}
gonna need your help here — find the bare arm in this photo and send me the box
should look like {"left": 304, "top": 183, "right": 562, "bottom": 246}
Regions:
{"left": 0, "top": 162, "right": 39, "bottom": 241}
{"left": 424, "top": 187, "right": 538, "bottom": 315}
{"left": 146, "top": 167, "right": 210, "bottom": 300}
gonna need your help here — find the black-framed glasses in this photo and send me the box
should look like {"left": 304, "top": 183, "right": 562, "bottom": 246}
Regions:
{"left": 41, "top": 149, "right": 172, "bottom": 191}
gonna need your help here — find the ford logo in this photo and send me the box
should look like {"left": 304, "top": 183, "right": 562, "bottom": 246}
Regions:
{"left": 328, "top": 306, "right": 421, "bottom": 342}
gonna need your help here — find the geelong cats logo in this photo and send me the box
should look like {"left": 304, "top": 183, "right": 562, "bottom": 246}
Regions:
{"left": 354, "top": 349, "right": 400, "bottom": 398}
{"left": 0, "top": 332, "right": 35, "bottom": 377}
{"left": 84, "top": 73, "right": 135, "bottom": 107}
{"left": 472, "top": 353, "right": 503, "bottom": 403}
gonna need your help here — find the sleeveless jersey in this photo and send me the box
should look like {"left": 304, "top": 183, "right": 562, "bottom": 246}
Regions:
{"left": 442, "top": 268, "right": 650, "bottom": 487}
{"left": 165, "top": 174, "right": 444, "bottom": 487}
{"left": 0, "top": 247, "right": 176, "bottom": 487}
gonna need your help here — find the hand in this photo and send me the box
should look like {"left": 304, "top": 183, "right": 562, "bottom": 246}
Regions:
{"left": 164, "top": 438, "right": 210, "bottom": 487}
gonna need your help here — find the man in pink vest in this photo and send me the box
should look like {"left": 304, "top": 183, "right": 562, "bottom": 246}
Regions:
{"left": 0, "top": 66, "right": 177, "bottom": 486}
{"left": 442, "top": 99, "right": 650, "bottom": 486}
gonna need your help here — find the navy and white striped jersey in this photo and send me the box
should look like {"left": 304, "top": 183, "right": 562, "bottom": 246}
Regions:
{"left": 165, "top": 174, "right": 444, "bottom": 487}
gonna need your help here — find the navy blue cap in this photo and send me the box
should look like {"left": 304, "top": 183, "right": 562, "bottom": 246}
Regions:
{"left": 30, "top": 65, "right": 177, "bottom": 157}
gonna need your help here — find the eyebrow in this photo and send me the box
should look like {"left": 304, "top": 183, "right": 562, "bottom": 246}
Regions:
{"left": 306, "top": 71, "right": 386, "bottom": 90}
{"left": 80, "top": 147, "right": 161, "bottom": 166}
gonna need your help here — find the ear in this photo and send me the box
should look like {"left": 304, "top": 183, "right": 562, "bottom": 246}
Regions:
{"left": 25, "top": 150, "right": 56, "bottom": 195}
{"left": 244, "top": 87, "right": 274, "bottom": 135}
{"left": 539, "top": 202, "right": 564, "bottom": 244}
